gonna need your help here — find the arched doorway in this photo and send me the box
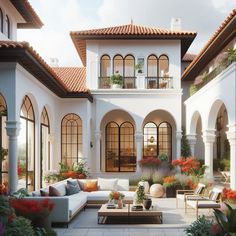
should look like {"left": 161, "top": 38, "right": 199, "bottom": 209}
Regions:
{"left": 100, "top": 110, "right": 136, "bottom": 172}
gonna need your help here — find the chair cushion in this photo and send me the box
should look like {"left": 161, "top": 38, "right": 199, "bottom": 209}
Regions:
{"left": 98, "top": 178, "right": 118, "bottom": 191}
{"left": 66, "top": 180, "right": 81, "bottom": 195}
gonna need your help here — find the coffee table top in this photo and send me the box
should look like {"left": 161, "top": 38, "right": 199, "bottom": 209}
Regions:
{"left": 129, "top": 204, "right": 162, "bottom": 216}
{"left": 98, "top": 204, "right": 129, "bottom": 216}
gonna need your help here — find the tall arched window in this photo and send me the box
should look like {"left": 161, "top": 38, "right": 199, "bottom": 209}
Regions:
{"left": 0, "top": 94, "right": 7, "bottom": 185}
{"left": 100, "top": 55, "right": 111, "bottom": 77}
{"left": 18, "top": 96, "right": 35, "bottom": 191}
{"left": 158, "top": 122, "right": 172, "bottom": 158}
{"left": 61, "top": 113, "right": 82, "bottom": 168}
{"left": 113, "top": 55, "right": 123, "bottom": 75}
{"left": 5, "top": 15, "right": 10, "bottom": 38}
{"left": 159, "top": 55, "right": 169, "bottom": 77}
{"left": 0, "top": 8, "right": 3, "bottom": 33}
{"left": 143, "top": 121, "right": 172, "bottom": 160}
{"left": 106, "top": 121, "right": 135, "bottom": 172}
{"left": 143, "top": 122, "right": 157, "bottom": 157}
{"left": 124, "top": 55, "right": 135, "bottom": 77}
{"left": 147, "top": 55, "right": 158, "bottom": 77}
{"left": 40, "top": 107, "right": 50, "bottom": 187}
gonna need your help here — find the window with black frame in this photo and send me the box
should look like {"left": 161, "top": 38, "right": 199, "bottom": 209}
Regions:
{"left": 113, "top": 55, "right": 123, "bottom": 75}
{"left": 147, "top": 55, "right": 158, "bottom": 88}
{"left": 105, "top": 121, "right": 136, "bottom": 172}
{"left": 124, "top": 55, "right": 135, "bottom": 88}
{"left": 100, "top": 55, "right": 111, "bottom": 88}
{"left": 40, "top": 107, "right": 50, "bottom": 187}
{"left": 0, "top": 94, "right": 8, "bottom": 186}
{"left": 18, "top": 96, "right": 35, "bottom": 191}
{"left": 61, "top": 113, "right": 82, "bottom": 168}
{"left": 6, "top": 15, "right": 10, "bottom": 38}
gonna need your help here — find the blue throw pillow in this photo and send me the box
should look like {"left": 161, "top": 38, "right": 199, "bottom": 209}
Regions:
{"left": 66, "top": 180, "right": 81, "bottom": 195}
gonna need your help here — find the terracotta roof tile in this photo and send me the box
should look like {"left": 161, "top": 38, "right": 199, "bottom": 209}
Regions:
{"left": 182, "top": 8, "right": 236, "bottom": 80}
{"left": 0, "top": 41, "right": 89, "bottom": 94}
{"left": 71, "top": 23, "right": 196, "bottom": 36}
{"left": 52, "top": 67, "right": 88, "bottom": 93}
{"left": 10, "top": 0, "right": 43, "bottom": 28}
{"left": 182, "top": 53, "right": 197, "bottom": 62}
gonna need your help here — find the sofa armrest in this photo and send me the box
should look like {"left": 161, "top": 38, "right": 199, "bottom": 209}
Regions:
{"left": 24, "top": 197, "right": 70, "bottom": 223}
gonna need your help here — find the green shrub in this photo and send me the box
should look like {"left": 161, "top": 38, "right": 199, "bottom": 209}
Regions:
{"left": 184, "top": 215, "right": 213, "bottom": 236}
{"left": 158, "top": 153, "right": 169, "bottom": 162}
{"left": 5, "top": 216, "right": 35, "bottom": 236}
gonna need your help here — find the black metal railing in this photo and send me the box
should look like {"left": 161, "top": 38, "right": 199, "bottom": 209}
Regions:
{"left": 145, "top": 76, "right": 173, "bottom": 89}
{"left": 98, "top": 76, "right": 137, "bottom": 89}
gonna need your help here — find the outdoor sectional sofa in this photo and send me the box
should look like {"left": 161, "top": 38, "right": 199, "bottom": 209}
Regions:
{"left": 26, "top": 178, "right": 135, "bottom": 224}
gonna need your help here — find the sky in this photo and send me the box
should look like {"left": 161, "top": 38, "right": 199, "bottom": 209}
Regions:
{"left": 18, "top": 0, "right": 236, "bottom": 67}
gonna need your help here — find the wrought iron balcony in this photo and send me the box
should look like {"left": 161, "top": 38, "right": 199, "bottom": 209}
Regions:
{"left": 145, "top": 76, "right": 173, "bottom": 89}
{"left": 98, "top": 77, "right": 137, "bottom": 89}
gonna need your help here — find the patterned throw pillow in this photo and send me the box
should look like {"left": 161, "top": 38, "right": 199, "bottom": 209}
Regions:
{"left": 83, "top": 180, "right": 98, "bottom": 192}
{"left": 66, "top": 180, "right": 81, "bottom": 195}
{"left": 49, "top": 186, "right": 61, "bottom": 196}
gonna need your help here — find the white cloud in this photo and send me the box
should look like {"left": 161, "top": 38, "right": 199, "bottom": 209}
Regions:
{"left": 18, "top": 0, "right": 236, "bottom": 66}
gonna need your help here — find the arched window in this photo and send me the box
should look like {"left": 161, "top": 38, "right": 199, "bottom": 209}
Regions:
{"left": 40, "top": 107, "right": 50, "bottom": 187}
{"left": 0, "top": 94, "right": 7, "bottom": 185}
{"left": 113, "top": 55, "right": 123, "bottom": 75}
{"left": 100, "top": 55, "right": 111, "bottom": 77}
{"left": 18, "top": 96, "right": 35, "bottom": 191}
{"left": 158, "top": 122, "right": 172, "bottom": 159}
{"left": 143, "top": 122, "right": 157, "bottom": 157}
{"left": 105, "top": 121, "right": 135, "bottom": 172}
{"left": 143, "top": 121, "right": 172, "bottom": 160}
{"left": 147, "top": 55, "right": 158, "bottom": 77}
{"left": 159, "top": 55, "right": 169, "bottom": 77}
{"left": 124, "top": 55, "right": 135, "bottom": 77}
{"left": 61, "top": 113, "right": 82, "bottom": 168}
{"left": 0, "top": 8, "right": 3, "bottom": 33}
{"left": 6, "top": 15, "right": 10, "bottom": 38}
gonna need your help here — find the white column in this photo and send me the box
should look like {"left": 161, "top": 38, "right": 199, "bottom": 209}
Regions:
{"left": 202, "top": 129, "right": 215, "bottom": 180}
{"left": 226, "top": 124, "right": 236, "bottom": 190}
{"left": 176, "top": 131, "right": 182, "bottom": 159}
{"left": 5, "top": 121, "right": 20, "bottom": 194}
{"left": 94, "top": 131, "right": 101, "bottom": 174}
{"left": 135, "top": 131, "right": 143, "bottom": 173}
{"left": 187, "top": 134, "right": 197, "bottom": 156}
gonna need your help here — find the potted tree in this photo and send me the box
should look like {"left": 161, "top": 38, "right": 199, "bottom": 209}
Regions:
{"left": 110, "top": 73, "right": 123, "bottom": 89}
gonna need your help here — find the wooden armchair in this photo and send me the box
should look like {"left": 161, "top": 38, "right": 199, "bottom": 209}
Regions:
{"left": 176, "top": 183, "right": 205, "bottom": 208}
{"left": 185, "top": 187, "right": 222, "bottom": 218}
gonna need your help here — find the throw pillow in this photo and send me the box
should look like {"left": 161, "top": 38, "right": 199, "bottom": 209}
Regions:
{"left": 49, "top": 186, "right": 61, "bottom": 196}
{"left": 40, "top": 190, "right": 49, "bottom": 197}
{"left": 83, "top": 180, "right": 98, "bottom": 192}
{"left": 98, "top": 178, "right": 118, "bottom": 191}
{"left": 66, "top": 180, "right": 81, "bottom": 195}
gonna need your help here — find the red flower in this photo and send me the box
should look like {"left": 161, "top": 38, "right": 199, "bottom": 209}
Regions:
{"left": 138, "top": 157, "right": 161, "bottom": 168}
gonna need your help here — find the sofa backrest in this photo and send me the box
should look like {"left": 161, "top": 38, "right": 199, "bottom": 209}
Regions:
{"left": 117, "top": 179, "right": 129, "bottom": 191}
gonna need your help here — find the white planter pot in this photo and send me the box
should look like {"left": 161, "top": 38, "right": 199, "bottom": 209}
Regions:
{"left": 138, "top": 180, "right": 150, "bottom": 194}
{"left": 112, "top": 84, "right": 122, "bottom": 89}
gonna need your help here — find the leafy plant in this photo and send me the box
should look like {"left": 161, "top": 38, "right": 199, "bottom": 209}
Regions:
{"left": 0, "top": 147, "right": 8, "bottom": 161}
{"left": 181, "top": 129, "right": 191, "bottom": 158}
{"left": 34, "top": 227, "right": 58, "bottom": 236}
{"left": 184, "top": 215, "right": 214, "bottom": 236}
{"left": 228, "top": 47, "right": 236, "bottom": 63}
{"left": 12, "top": 188, "right": 29, "bottom": 198}
{"left": 135, "top": 185, "right": 145, "bottom": 204}
{"left": 110, "top": 74, "right": 123, "bottom": 85}
{"left": 214, "top": 202, "right": 236, "bottom": 235}
{"left": 190, "top": 84, "right": 198, "bottom": 95}
{"left": 135, "top": 63, "right": 143, "bottom": 73}
{"left": 5, "top": 216, "right": 35, "bottom": 236}
{"left": 158, "top": 153, "right": 169, "bottom": 162}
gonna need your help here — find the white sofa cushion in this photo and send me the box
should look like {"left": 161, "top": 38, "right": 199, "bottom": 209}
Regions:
{"left": 69, "top": 195, "right": 87, "bottom": 217}
{"left": 117, "top": 179, "right": 129, "bottom": 191}
{"left": 98, "top": 178, "right": 118, "bottom": 191}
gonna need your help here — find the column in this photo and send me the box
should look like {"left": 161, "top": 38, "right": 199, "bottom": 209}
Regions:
{"left": 187, "top": 134, "right": 197, "bottom": 156}
{"left": 5, "top": 121, "right": 20, "bottom": 194}
{"left": 135, "top": 131, "right": 143, "bottom": 173}
{"left": 176, "top": 131, "right": 182, "bottom": 159}
{"left": 94, "top": 130, "right": 101, "bottom": 174}
{"left": 226, "top": 124, "right": 236, "bottom": 190}
{"left": 202, "top": 129, "right": 215, "bottom": 180}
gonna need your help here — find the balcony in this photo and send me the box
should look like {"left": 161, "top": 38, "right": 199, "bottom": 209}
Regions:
{"left": 98, "top": 77, "right": 137, "bottom": 89}
{"left": 145, "top": 76, "right": 173, "bottom": 89}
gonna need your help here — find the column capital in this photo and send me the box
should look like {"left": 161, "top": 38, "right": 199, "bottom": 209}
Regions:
{"left": 5, "top": 120, "right": 20, "bottom": 137}
{"left": 135, "top": 131, "right": 143, "bottom": 142}
{"left": 187, "top": 134, "right": 197, "bottom": 145}
{"left": 95, "top": 131, "right": 101, "bottom": 140}
{"left": 202, "top": 129, "right": 216, "bottom": 143}
{"left": 176, "top": 131, "right": 182, "bottom": 139}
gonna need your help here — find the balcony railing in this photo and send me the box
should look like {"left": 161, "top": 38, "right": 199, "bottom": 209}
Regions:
{"left": 98, "top": 77, "right": 136, "bottom": 89}
{"left": 145, "top": 76, "right": 173, "bottom": 89}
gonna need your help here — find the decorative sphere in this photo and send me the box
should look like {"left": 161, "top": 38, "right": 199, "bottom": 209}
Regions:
{"left": 150, "top": 184, "right": 165, "bottom": 198}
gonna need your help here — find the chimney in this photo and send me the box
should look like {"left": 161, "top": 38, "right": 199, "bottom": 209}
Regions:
{"left": 171, "top": 18, "right": 181, "bottom": 31}
{"left": 49, "top": 58, "right": 59, "bottom": 67}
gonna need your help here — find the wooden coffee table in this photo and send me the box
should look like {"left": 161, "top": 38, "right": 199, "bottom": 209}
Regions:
{"left": 97, "top": 204, "right": 163, "bottom": 224}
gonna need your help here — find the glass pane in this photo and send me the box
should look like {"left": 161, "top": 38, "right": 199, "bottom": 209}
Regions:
{"left": 143, "top": 122, "right": 157, "bottom": 157}
{"left": 159, "top": 55, "right": 169, "bottom": 77}
{"left": 114, "top": 55, "right": 123, "bottom": 75}
{"left": 148, "top": 55, "right": 158, "bottom": 77}
{"left": 101, "top": 55, "right": 110, "bottom": 77}
{"left": 124, "top": 55, "right": 135, "bottom": 77}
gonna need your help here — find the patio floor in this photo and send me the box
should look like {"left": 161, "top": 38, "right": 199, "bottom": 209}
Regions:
{"left": 54, "top": 198, "right": 217, "bottom": 236}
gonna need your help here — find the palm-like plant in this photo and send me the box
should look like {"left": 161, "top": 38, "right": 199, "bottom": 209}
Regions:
{"left": 214, "top": 202, "right": 236, "bottom": 235}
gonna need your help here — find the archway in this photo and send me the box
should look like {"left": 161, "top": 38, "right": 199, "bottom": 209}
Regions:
{"left": 100, "top": 109, "right": 136, "bottom": 172}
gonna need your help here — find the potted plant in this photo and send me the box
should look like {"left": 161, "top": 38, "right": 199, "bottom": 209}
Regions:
{"left": 135, "top": 63, "right": 143, "bottom": 74}
{"left": 163, "top": 175, "right": 181, "bottom": 198}
{"left": 227, "top": 47, "right": 236, "bottom": 63}
{"left": 133, "top": 185, "right": 145, "bottom": 205}
{"left": 0, "top": 147, "right": 8, "bottom": 162}
{"left": 110, "top": 73, "right": 123, "bottom": 89}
